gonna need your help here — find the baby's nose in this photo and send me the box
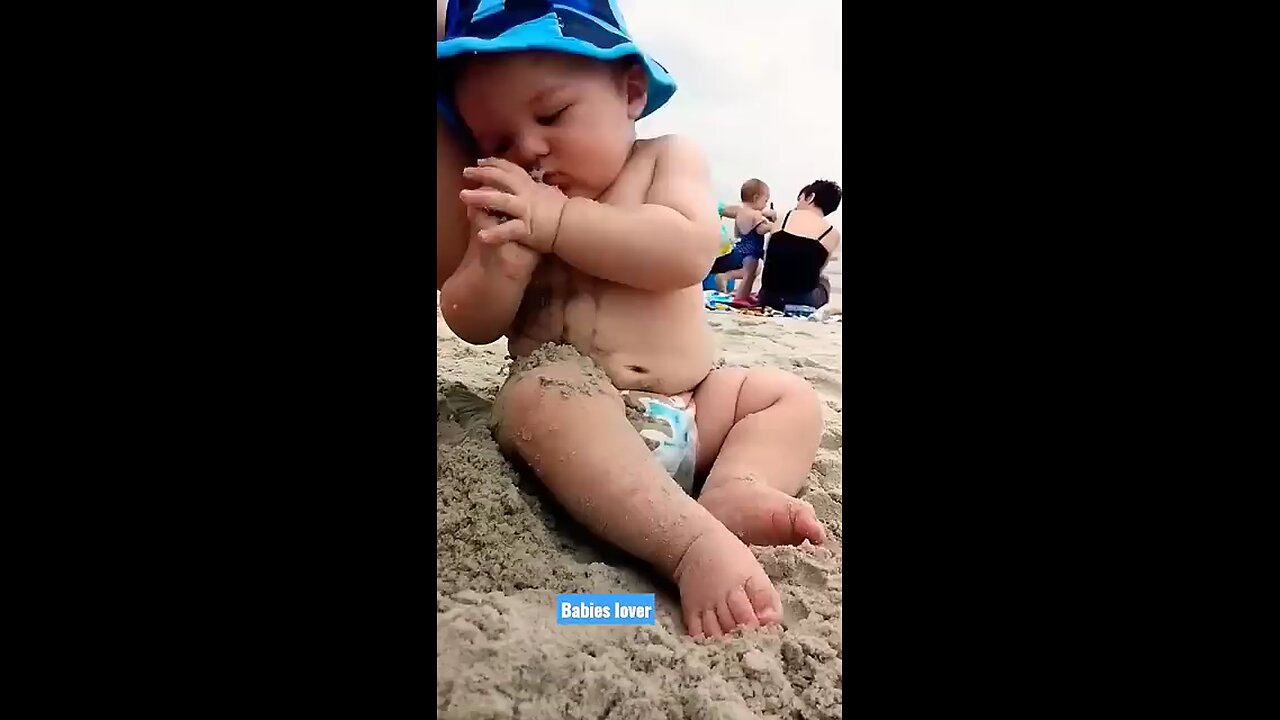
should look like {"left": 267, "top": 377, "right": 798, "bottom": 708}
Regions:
{"left": 513, "top": 132, "right": 550, "bottom": 167}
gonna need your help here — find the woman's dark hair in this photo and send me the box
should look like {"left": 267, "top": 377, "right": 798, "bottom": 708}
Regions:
{"left": 799, "top": 179, "right": 842, "bottom": 216}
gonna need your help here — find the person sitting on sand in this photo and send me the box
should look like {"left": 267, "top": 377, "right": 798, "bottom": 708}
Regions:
{"left": 757, "top": 179, "right": 843, "bottom": 312}
{"left": 710, "top": 179, "right": 776, "bottom": 301}
{"left": 437, "top": 0, "right": 825, "bottom": 639}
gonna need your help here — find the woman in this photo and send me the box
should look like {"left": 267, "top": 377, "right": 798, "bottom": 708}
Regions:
{"left": 756, "top": 179, "right": 843, "bottom": 311}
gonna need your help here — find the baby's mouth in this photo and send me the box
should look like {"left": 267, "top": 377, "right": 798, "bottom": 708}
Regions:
{"left": 528, "top": 166, "right": 567, "bottom": 189}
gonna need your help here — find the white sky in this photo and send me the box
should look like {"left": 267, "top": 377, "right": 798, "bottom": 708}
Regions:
{"left": 618, "top": 0, "right": 843, "bottom": 229}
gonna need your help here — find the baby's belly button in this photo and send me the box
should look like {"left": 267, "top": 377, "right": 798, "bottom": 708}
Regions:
{"left": 610, "top": 354, "right": 669, "bottom": 377}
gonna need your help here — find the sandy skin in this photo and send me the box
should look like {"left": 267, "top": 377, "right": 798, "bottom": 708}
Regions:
{"left": 435, "top": 0, "right": 829, "bottom": 644}
{"left": 436, "top": 305, "right": 844, "bottom": 718}
{"left": 493, "top": 343, "right": 824, "bottom": 638}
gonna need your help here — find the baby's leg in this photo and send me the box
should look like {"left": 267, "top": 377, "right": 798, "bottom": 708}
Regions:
{"left": 716, "top": 269, "right": 746, "bottom": 293}
{"left": 693, "top": 368, "right": 826, "bottom": 546}
{"left": 733, "top": 258, "right": 761, "bottom": 300}
{"left": 494, "top": 351, "right": 782, "bottom": 638}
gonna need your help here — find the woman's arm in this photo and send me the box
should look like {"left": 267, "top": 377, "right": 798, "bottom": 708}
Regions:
{"left": 436, "top": 120, "right": 472, "bottom": 289}
{"left": 436, "top": 0, "right": 471, "bottom": 289}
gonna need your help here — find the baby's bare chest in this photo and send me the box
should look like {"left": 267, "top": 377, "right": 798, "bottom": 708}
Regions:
{"left": 512, "top": 261, "right": 641, "bottom": 345}
{"left": 596, "top": 146, "right": 659, "bottom": 208}
{"left": 507, "top": 144, "right": 715, "bottom": 387}
{"left": 510, "top": 261, "right": 713, "bottom": 382}
{"left": 509, "top": 274, "right": 710, "bottom": 394}
{"left": 512, "top": 148, "right": 659, "bottom": 336}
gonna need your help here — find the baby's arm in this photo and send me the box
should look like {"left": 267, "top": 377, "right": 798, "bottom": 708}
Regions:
{"left": 439, "top": 208, "right": 538, "bottom": 344}
{"left": 551, "top": 136, "right": 721, "bottom": 291}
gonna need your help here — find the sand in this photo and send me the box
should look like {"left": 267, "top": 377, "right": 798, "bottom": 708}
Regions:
{"left": 437, "top": 300, "right": 843, "bottom": 719}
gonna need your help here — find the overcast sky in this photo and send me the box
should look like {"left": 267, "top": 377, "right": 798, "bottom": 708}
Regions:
{"left": 618, "top": 0, "right": 843, "bottom": 228}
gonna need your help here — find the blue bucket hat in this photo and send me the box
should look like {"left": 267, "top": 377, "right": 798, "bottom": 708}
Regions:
{"left": 437, "top": 0, "right": 677, "bottom": 135}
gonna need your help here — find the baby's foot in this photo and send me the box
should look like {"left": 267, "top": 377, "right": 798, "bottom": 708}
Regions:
{"left": 698, "top": 480, "right": 826, "bottom": 546}
{"left": 673, "top": 526, "right": 782, "bottom": 638}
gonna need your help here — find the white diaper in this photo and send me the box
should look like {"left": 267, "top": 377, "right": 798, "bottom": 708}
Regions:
{"left": 621, "top": 391, "right": 699, "bottom": 495}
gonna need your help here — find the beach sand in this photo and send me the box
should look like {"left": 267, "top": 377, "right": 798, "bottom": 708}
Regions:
{"left": 437, "top": 300, "right": 843, "bottom": 719}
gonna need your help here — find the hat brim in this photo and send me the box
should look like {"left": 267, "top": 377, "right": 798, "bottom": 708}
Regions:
{"left": 437, "top": 11, "right": 676, "bottom": 138}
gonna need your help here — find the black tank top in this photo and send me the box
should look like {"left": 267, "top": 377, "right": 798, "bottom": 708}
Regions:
{"left": 761, "top": 211, "right": 832, "bottom": 295}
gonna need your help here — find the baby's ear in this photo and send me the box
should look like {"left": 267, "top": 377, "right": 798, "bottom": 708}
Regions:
{"left": 620, "top": 62, "right": 649, "bottom": 120}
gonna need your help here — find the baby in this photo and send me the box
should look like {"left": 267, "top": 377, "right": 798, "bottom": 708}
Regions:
{"left": 712, "top": 179, "right": 778, "bottom": 300}
{"left": 438, "top": 1, "right": 825, "bottom": 639}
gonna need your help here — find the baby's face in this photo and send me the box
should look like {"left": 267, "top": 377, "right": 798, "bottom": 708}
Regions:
{"left": 454, "top": 51, "right": 648, "bottom": 199}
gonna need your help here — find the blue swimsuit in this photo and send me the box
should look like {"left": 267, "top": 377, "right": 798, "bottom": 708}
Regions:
{"left": 736, "top": 220, "right": 768, "bottom": 260}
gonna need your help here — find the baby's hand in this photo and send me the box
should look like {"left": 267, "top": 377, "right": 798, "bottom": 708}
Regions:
{"left": 468, "top": 203, "right": 540, "bottom": 281}
{"left": 459, "top": 158, "right": 568, "bottom": 253}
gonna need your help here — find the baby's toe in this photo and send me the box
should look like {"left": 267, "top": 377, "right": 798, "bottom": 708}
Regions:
{"left": 702, "top": 608, "right": 724, "bottom": 638}
{"left": 747, "top": 575, "right": 782, "bottom": 625}
{"left": 715, "top": 601, "right": 737, "bottom": 633}
{"left": 794, "top": 503, "right": 826, "bottom": 544}
{"left": 685, "top": 608, "right": 705, "bottom": 639}
{"left": 727, "top": 587, "right": 761, "bottom": 629}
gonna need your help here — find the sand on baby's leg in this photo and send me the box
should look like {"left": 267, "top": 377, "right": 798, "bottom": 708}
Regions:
{"left": 493, "top": 344, "right": 783, "bottom": 639}
{"left": 692, "top": 367, "right": 826, "bottom": 546}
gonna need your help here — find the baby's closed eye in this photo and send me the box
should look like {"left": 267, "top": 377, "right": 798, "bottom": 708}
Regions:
{"left": 536, "top": 106, "right": 569, "bottom": 126}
